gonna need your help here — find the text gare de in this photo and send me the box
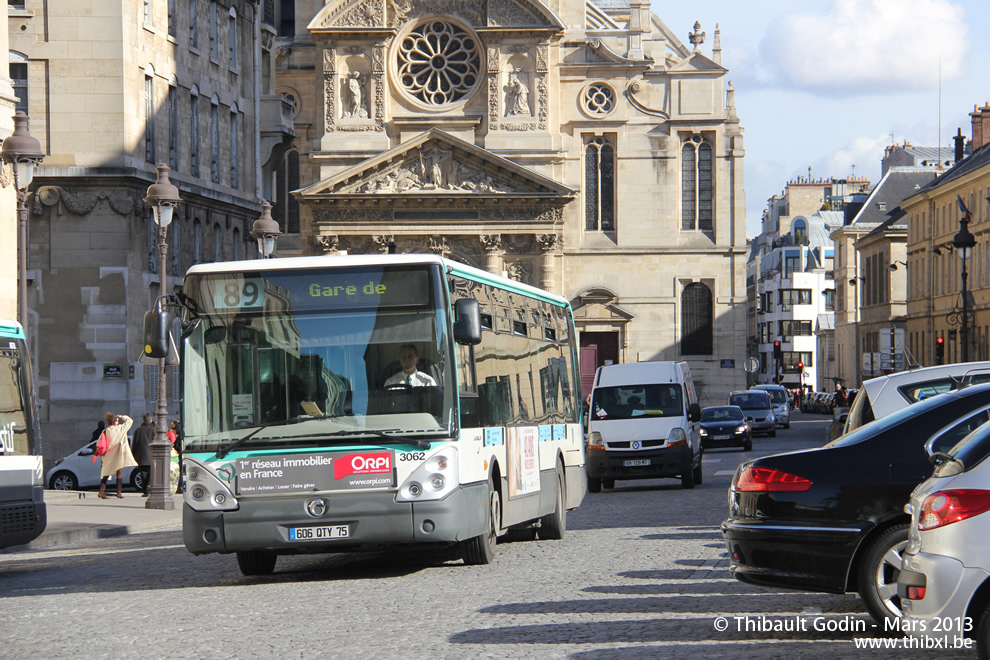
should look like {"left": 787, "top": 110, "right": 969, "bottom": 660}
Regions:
{"left": 308, "top": 281, "right": 388, "bottom": 299}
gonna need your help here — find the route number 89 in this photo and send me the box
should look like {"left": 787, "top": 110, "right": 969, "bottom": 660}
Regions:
{"left": 214, "top": 278, "right": 264, "bottom": 309}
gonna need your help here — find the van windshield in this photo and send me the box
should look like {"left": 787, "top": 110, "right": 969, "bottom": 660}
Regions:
{"left": 591, "top": 384, "right": 684, "bottom": 420}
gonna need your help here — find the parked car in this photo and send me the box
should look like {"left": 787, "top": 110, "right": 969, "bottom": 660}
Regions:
{"left": 722, "top": 383, "right": 990, "bottom": 626}
{"left": 699, "top": 405, "right": 751, "bottom": 451}
{"left": 753, "top": 384, "right": 790, "bottom": 429}
{"left": 46, "top": 438, "right": 144, "bottom": 491}
{"left": 899, "top": 418, "right": 990, "bottom": 654}
{"left": 844, "top": 361, "right": 990, "bottom": 436}
{"left": 727, "top": 390, "right": 775, "bottom": 437}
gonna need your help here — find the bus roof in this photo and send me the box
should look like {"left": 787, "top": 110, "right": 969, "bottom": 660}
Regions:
{"left": 186, "top": 254, "right": 570, "bottom": 307}
{"left": 0, "top": 319, "right": 26, "bottom": 340}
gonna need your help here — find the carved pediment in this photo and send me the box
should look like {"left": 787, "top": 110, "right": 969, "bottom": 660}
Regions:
{"left": 298, "top": 128, "right": 575, "bottom": 200}
{"left": 668, "top": 51, "right": 727, "bottom": 74}
{"left": 308, "top": 0, "right": 562, "bottom": 31}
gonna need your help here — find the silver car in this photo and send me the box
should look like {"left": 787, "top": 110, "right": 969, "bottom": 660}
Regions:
{"left": 753, "top": 384, "right": 790, "bottom": 429}
{"left": 727, "top": 390, "right": 775, "bottom": 437}
{"left": 898, "top": 410, "right": 990, "bottom": 653}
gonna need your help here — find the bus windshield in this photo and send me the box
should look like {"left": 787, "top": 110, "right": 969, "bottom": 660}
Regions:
{"left": 181, "top": 264, "right": 455, "bottom": 452}
{"left": 0, "top": 346, "right": 31, "bottom": 455}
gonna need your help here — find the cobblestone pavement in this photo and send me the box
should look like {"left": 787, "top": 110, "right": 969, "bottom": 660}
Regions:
{"left": 0, "top": 413, "right": 976, "bottom": 658}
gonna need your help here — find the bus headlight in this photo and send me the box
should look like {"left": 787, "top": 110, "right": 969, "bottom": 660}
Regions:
{"left": 396, "top": 447, "right": 457, "bottom": 502}
{"left": 183, "top": 457, "right": 239, "bottom": 512}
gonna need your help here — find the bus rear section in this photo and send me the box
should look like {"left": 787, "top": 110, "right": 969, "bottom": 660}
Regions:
{"left": 177, "top": 255, "right": 584, "bottom": 574}
{"left": 0, "top": 319, "right": 46, "bottom": 550}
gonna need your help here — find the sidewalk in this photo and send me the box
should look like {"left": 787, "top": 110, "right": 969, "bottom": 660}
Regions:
{"left": 2, "top": 490, "right": 183, "bottom": 554}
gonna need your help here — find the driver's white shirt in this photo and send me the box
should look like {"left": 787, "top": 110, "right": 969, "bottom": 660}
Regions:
{"left": 384, "top": 370, "right": 437, "bottom": 387}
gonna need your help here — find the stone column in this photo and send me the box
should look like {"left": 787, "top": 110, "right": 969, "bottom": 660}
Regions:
{"left": 481, "top": 234, "right": 502, "bottom": 275}
{"left": 537, "top": 233, "right": 560, "bottom": 292}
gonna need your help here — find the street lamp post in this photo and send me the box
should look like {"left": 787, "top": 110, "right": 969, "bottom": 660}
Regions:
{"left": 250, "top": 201, "right": 281, "bottom": 258}
{"left": 144, "top": 164, "right": 181, "bottom": 511}
{"left": 1, "top": 112, "right": 45, "bottom": 329}
{"left": 954, "top": 208, "right": 976, "bottom": 363}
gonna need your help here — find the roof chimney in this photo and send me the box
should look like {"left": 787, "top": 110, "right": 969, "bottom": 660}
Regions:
{"left": 972, "top": 103, "right": 990, "bottom": 151}
{"left": 954, "top": 127, "right": 966, "bottom": 162}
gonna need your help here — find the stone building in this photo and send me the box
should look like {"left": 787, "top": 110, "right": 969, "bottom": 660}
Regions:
{"left": 9, "top": 0, "right": 294, "bottom": 464}
{"left": 272, "top": 0, "right": 748, "bottom": 405}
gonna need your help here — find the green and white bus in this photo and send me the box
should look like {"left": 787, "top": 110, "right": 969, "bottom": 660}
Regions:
{"left": 0, "top": 319, "right": 45, "bottom": 550}
{"left": 176, "top": 254, "right": 585, "bottom": 574}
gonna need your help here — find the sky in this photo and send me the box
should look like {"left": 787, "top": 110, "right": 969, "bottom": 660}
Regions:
{"left": 651, "top": 0, "right": 990, "bottom": 238}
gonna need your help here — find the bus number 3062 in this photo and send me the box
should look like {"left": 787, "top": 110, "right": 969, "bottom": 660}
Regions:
{"left": 398, "top": 452, "right": 426, "bottom": 461}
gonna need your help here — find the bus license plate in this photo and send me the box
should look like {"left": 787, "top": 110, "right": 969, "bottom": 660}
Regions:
{"left": 289, "top": 525, "right": 350, "bottom": 541}
{"left": 623, "top": 459, "right": 650, "bottom": 467}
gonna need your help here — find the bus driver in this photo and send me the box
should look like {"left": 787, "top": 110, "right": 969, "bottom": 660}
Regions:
{"left": 385, "top": 344, "right": 437, "bottom": 387}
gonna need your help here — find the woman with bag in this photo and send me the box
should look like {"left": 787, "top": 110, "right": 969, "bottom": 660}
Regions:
{"left": 98, "top": 412, "right": 137, "bottom": 499}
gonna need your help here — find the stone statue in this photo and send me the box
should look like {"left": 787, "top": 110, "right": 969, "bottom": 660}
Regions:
{"left": 504, "top": 68, "right": 530, "bottom": 117}
{"left": 344, "top": 71, "right": 367, "bottom": 118}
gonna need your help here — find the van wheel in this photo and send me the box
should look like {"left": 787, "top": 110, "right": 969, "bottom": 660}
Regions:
{"left": 681, "top": 465, "right": 695, "bottom": 489}
{"left": 693, "top": 461, "right": 703, "bottom": 485}
{"left": 588, "top": 477, "right": 602, "bottom": 493}
{"left": 602, "top": 479, "right": 615, "bottom": 489}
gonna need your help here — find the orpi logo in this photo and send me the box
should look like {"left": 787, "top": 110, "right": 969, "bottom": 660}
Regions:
{"left": 334, "top": 452, "right": 392, "bottom": 479}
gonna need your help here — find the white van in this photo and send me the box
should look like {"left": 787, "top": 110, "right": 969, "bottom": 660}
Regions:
{"left": 844, "top": 362, "right": 990, "bottom": 435}
{"left": 585, "top": 361, "right": 702, "bottom": 492}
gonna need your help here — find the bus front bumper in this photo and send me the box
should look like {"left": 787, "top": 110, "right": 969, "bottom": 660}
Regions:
{"left": 182, "top": 482, "right": 489, "bottom": 555}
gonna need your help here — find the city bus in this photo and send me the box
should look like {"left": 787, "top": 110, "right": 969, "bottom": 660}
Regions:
{"left": 0, "top": 319, "right": 45, "bottom": 550}
{"left": 174, "top": 254, "right": 585, "bottom": 575}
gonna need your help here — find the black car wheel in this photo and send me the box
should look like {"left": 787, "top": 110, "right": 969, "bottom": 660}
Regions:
{"left": 131, "top": 468, "right": 149, "bottom": 492}
{"left": 769, "top": 427, "right": 777, "bottom": 437}
{"left": 49, "top": 471, "right": 78, "bottom": 491}
{"left": 743, "top": 437, "right": 752, "bottom": 451}
{"left": 858, "top": 523, "right": 909, "bottom": 625}
{"left": 588, "top": 477, "right": 602, "bottom": 493}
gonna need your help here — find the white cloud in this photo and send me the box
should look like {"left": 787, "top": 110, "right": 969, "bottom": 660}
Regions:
{"left": 758, "top": 0, "right": 969, "bottom": 95}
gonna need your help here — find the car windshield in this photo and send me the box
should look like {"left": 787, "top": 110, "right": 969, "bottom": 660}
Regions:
{"left": 591, "top": 384, "right": 684, "bottom": 421}
{"left": 759, "top": 388, "right": 788, "bottom": 405}
{"left": 729, "top": 393, "right": 770, "bottom": 411}
{"left": 701, "top": 407, "right": 743, "bottom": 422}
{"left": 942, "top": 421, "right": 990, "bottom": 473}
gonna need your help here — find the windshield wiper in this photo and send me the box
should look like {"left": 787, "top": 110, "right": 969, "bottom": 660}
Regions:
{"left": 320, "top": 429, "right": 431, "bottom": 450}
{"left": 216, "top": 424, "right": 273, "bottom": 459}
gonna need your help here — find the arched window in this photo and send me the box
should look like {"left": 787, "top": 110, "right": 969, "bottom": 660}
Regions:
{"left": 681, "top": 283, "right": 713, "bottom": 355}
{"left": 793, "top": 219, "right": 808, "bottom": 245}
{"left": 213, "top": 223, "right": 222, "bottom": 262}
{"left": 10, "top": 52, "right": 29, "bottom": 115}
{"left": 193, "top": 218, "right": 202, "bottom": 263}
{"left": 681, "top": 136, "right": 713, "bottom": 231}
{"left": 230, "top": 106, "right": 239, "bottom": 189}
{"left": 210, "top": 97, "right": 220, "bottom": 183}
{"left": 232, "top": 227, "right": 241, "bottom": 261}
{"left": 584, "top": 136, "right": 615, "bottom": 231}
{"left": 190, "top": 87, "right": 200, "bottom": 175}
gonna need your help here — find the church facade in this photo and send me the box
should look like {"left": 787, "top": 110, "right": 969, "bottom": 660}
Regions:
{"left": 274, "top": 0, "right": 747, "bottom": 404}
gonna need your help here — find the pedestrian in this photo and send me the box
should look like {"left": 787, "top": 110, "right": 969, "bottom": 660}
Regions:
{"left": 98, "top": 412, "right": 137, "bottom": 500}
{"left": 834, "top": 383, "right": 847, "bottom": 407}
{"left": 131, "top": 413, "right": 155, "bottom": 496}
{"left": 168, "top": 419, "right": 184, "bottom": 494}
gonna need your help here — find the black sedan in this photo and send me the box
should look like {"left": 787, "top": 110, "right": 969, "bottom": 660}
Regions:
{"left": 699, "top": 405, "right": 751, "bottom": 451}
{"left": 721, "top": 383, "right": 990, "bottom": 625}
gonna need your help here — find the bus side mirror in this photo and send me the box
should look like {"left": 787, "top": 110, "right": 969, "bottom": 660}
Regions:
{"left": 688, "top": 402, "right": 701, "bottom": 422}
{"left": 143, "top": 308, "right": 170, "bottom": 358}
{"left": 453, "top": 298, "right": 482, "bottom": 345}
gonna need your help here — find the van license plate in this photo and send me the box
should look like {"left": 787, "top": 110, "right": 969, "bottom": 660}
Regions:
{"left": 623, "top": 459, "right": 650, "bottom": 467}
{"left": 289, "top": 525, "right": 350, "bottom": 541}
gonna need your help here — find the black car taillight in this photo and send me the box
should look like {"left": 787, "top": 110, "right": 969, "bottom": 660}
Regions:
{"left": 735, "top": 466, "right": 812, "bottom": 492}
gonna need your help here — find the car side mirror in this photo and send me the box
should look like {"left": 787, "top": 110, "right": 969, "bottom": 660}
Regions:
{"left": 688, "top": 402, "right": 701, "bottom": 422}
{"left": 453, "top": 298, "right": 482, "bottom": 345}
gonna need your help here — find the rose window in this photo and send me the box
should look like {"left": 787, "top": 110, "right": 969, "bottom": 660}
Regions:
{"left": 397, "top": 20, "right": 481, "bottom": 106}
{"left": 583, "top": 83, "right": 616, "bottom": 116}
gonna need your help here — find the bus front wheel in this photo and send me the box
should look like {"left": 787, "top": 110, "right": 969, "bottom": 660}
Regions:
{"left": 537, "top": 467, "right": 565, "bottom": 540}
{"left": 461, "top": 477, "right": 499, "bottom": 565}
{"left": 237, "top": 550, "right": 277, "bottom": 576}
